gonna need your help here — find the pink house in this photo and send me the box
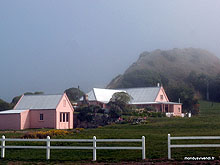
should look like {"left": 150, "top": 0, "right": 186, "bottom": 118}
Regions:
{"left": 80, "top": 85, "right": 183, "bottom": 117}
{"left": 0, "top": 93, "right": 74, "bottom": 130}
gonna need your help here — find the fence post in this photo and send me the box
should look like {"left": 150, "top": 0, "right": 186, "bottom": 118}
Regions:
{"left": 93, "top": 136, "right": 96, "bottom": 161}
{"left": 168, "top": 134, "right": 171, "bottom": 159}
{"left": 1, "top": 135, "right": 5, "bottom": 158}
{"left": 46, "top": 136, "right": 50, "bottom": 160}
{"left": 142, "top": 136, "right": 146, "bottom": 160}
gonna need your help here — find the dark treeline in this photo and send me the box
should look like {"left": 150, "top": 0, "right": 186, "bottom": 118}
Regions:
{"left": 186, "top": 71, "right": 220, "bottom": 102}
{"left": 0, "top": 99, "right": 13, "bottom": 111}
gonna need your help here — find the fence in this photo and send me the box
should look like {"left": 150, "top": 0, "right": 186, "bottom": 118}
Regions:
{"left": 0, "top": 135, "right": 145, "bottom": 161}
{"left": 168, "top": 134, "right": 220, "bottom": 159}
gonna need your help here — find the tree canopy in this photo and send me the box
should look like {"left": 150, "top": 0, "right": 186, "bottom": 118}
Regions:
{"left": 108, "top": 92, "right": 133, "bottom": 120}
{"left": 110, "top": 92, "right": 133, "bottom": 104}
{"left": 0, "top": 99, "right": 13, "bottom": 111}
{"left": 64, "top": 87, "right": 84, "bottom": 102}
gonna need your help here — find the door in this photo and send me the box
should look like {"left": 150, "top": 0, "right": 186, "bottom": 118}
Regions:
{"left": 59, "top": 112, "right": 70, "bottom": 129}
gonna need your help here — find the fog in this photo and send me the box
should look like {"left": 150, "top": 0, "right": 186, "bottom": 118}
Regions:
{"left": 1, "top": 0, "right": 220, "bottom": 101}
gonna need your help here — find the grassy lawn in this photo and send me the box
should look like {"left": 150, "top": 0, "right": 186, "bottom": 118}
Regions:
{"left": 1, "top": 100, "right": 220, "bottom": 163}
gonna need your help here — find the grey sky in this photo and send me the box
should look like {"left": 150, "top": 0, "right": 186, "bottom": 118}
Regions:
{"left": 1, "top": 0, "right": 220, "bottom": 102}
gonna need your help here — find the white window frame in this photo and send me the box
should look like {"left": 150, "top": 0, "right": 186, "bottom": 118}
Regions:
{"left": 40, "top": 114, "right": 44, "bottom": 121}
{"left": 60, "top": 112, "right": 69, "bottom": 122}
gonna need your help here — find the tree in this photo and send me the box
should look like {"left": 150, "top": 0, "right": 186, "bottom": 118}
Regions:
{"left": 77, "top": 106, "right": 93, "bottom": 122}
{"left": 0, "top": 99, "right": 13, "bottom": 111}
{"left": 33, "top": 91, "right": 44, "bottom": 95}
{"left": 64, "top": 87, "right": 84, "bottom": 102}
{"left": 166, "top": 84, "right": 199, "bottom": 115}
{"left": 108, "top": 104, "right": 122, "bottom": 119}
{"left": 11, "top": 96, "right": 21, "bottom": 105}
{"left": 110, "top": 92, "right": 132, "bottom": 104}
{"left": 108, "top": 92, "right": 133, "bottom": 120}
{"left": 209, "top": 73, "right": 220, "bottom": 102}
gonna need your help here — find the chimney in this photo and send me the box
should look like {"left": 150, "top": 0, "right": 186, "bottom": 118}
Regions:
{"left": 178, "top": 98, "right": 181, "bottom": 103}
{"left": 157, "top": 83, "right": 160, "bottom": 87}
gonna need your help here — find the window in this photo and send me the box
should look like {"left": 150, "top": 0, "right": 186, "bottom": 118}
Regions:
{"left": 63, "top": 100, "right": 66, "bottom": 107}
{"left": 63, "top": 113, "right": 65, "bottom": 122}
{"left": 60, "top": 112, "right": 69, "bottom": 122}
{"left": 178, "top": 108, "right": 181, "bottom": 112}
{"left": 66, "top": 113, "right": 69, "bottom": 122}
{"left": 160, "top": 95, "right": 163, "bottom": 100}
{"left": 40, "top": 114, "right": 44, "bottom": 121}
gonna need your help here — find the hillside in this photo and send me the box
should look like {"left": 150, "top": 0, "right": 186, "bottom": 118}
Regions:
{"left": 107, "top": 48, "right": 220, "bottom": 89}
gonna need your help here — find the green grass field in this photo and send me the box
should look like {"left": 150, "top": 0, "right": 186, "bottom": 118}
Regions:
{"left": 1, "top": 100, "right": 220, "bottom": 163}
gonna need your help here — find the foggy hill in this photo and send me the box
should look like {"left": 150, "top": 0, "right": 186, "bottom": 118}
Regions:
{"left": 107, "top": 48, "right": 220, "bottom": 89}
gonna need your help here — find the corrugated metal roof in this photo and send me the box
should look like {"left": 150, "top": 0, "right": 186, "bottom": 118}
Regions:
{"left": 121, "top": 87, "right": 160, "bottom": 103}
{"left": 0, "top": 109, "right": 28, "bottom": 114}
{"left": 132, "top": 101, "right": 181, "bottom": 105}
{"left": 81, "top": 87, "right": 182, "bottom": 105}
{"left": 87, "top": 90, "right": 96, "bottom": 101}
{"left": 15, "top": 94, "right": 63, "bottom": 110}
{"left": 83, "top": 87, "right": 160, "bottom": 104}
{"left": 93, "top": 88, "right": 125, "bottom": 103}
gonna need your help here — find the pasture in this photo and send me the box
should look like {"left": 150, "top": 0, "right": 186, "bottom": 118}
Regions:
{"left": 1, "top": 100, "right": 220, "bottom": 163}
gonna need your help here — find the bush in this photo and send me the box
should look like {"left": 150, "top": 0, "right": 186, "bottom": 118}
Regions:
{"left": 97, "top": 108, "right": 105, "bottom": 113}
{"left": 22, "top": 130, "right": 70, "bottom": 139}
{"left": 75, "top": 128, "right": 84, "bottom": 133}
{"left": 145, "top": 106, "right": 156, "bottom": 112}
{"left": 77, "top": 105, "right": 102, "bottom": 122}
{"left": 109, "top": 104, "right": 122, "bottom": 120}
{"left": 148, "top": 112, "right": 165, "bottom": 117}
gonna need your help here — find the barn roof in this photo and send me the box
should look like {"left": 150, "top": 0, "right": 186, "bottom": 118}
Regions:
{"left": 0, "top": 109, "right": 28, "bottom": 114}
{"left": 81, "top": 87, "right": 161, "bottom": 104}
{"left": 14, "top": 94, "right": 63, "bottom": 110}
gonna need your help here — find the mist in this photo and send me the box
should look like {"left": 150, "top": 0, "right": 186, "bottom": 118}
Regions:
{"left": 1, "top": 0, "right": 220, "bottom": 102}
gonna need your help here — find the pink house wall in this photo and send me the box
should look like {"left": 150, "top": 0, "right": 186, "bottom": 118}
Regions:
{"left": 0, "top": 114, "right": 21, "bottom": 130}
{"left": 20, "top": 110, "right": 30, "bottom": 129}
{"left": 173, "top": 104, "right": 182, "bottom": 116}
{"left": 56, "top": 93, "right": 74, "bottom": 129}
{"left": 29, "top": 110, "right": 56, "bottom": 129}
{"left": 155, "top": 87, "right": 169, "bottom": 102}
{"left": 153, "top": 104, "right": 162, "bottom": 112}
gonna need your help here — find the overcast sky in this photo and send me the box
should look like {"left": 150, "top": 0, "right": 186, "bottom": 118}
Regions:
{"left": 1, "top": 0, "right": 220, "bottom": 102}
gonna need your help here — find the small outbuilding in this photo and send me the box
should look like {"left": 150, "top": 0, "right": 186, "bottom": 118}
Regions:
{"left": 0, "top": 93, "right": 74, "bottom": 130}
